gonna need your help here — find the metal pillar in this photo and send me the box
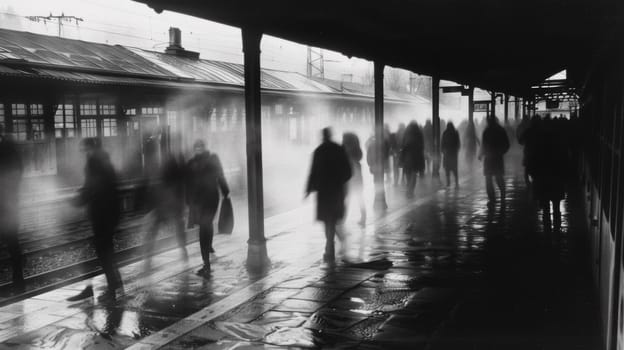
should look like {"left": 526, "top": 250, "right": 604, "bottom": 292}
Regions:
{"left": 504, "top": 94, "right": 509, "bottom": 124}
{"left": 522, "top": 98, "right": 527, "bottom": 119}
{"left": 514, "top": 96, "right": 520, "bottom": 121}
{"left": 468, "top": 86, "right": 474, "bottom": 124}
{"left": 432, "top": 76, "right": 440, "bottom": 178}
{"left": 490, "top": 91, "right": 496, "bottom": 117}
{"left": 242, "top": 28, "right": 269, "bottom": 271}
{"left": 373, "top": 61, "right": 387, "bottom": 210}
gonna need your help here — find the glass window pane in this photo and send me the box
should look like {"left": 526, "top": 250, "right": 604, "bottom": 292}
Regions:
{"left": 12, "top": 103, "right": 26, "bottom": 116}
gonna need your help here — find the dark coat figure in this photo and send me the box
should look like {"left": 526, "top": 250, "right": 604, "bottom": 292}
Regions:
{"left": 0, "top": 132, "right": 24, "bottom": 288}
{"left": 516, "top": 117, "right": 534, "bottom": 185}
{"left": 401, "top": 121, "right": 425, "bottom": 198}
{"left": 186, "top": 140, "right": 229, "bottom": 276}
{"left": 306, "top": 128, "right": 352, "bottom": 262}
{"left": 144, "top": 154, "right": 188, "bottom": 271}
{"left": 480, "top": 116, "right": 510, "bottom": 203}
{"left": 342, "top": 132, "right": 366, "bottom": 225}
{"left": 463, "top": 121, "right": 479, "bottom": 170}
{"left": 423, "top": 120, "right": 434, "bottom": 172}
{"left": 69, "top": 138, "right": 122, "bottom": 301}
{"left": 529, "top": 117, "right": 569, "bottom": 230}
{"left": 441, "top": 122, "right": 461, "bottom": 187}
{"left": 392, "top": 123, "right": 406, "bottom": 185}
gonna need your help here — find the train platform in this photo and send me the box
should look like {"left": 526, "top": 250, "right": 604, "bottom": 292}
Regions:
{"left": 0, "top": 172, "right": 600, "bottom": 349}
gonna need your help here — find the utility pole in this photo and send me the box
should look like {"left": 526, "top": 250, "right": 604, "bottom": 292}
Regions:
{"left": 306, "top": 46, "right": 324, "bottom": 79}
{"left": 26, "top": 13, "right": 83, "bottom": 38}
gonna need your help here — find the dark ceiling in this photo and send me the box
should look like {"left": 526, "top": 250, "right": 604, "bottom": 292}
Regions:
{"left": 135, "top": 0, "right": 621, "bottom": 96}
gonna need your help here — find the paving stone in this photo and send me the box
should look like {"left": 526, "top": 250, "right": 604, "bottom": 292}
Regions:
{"left": 272, "top": 299, "right": 325, "bottom": 313}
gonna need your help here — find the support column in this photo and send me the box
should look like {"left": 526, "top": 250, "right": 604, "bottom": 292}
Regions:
{"left": 490, "top": 91, "right": 496, "bottom": 117}
{"left": 468, "top": 86, "right": 474, "bottom": 124}
{"left": 514, "top": 96, "right": 520, "bottom": 121}
{"left": 522, "top": 98, "right": 527, "bottom": 119}
{"left": 373, "top": 61, "right": 387, "bottom": 210}
{"left": 432, "top": 76, "right": 440, "bottom": 178}
{"left": 504, "top": 94, "right": 509, "bottom": 124}
{"left": 242, "top": 28, "right": 269, "bottom": 271}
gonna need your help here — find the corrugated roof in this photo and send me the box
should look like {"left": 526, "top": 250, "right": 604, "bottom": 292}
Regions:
{"left": 0, "top": 28, "right": 429, "bottom": 104}
{"left": 0, "top": 28, "right": 174, "bottom": 77}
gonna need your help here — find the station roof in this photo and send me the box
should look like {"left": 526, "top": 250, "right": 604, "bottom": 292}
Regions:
{"left": 134, "top": 0, "right": 621, "bottom": 96}
{"left": 0, "top": 28, "right": 426, "bottom": 103}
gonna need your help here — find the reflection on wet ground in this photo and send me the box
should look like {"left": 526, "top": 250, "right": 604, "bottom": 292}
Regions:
{"left": 0, "top": 173, "right": 601, "bottom": 349}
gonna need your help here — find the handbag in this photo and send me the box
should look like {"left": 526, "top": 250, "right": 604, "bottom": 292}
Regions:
{"left": 218, "top": 196, "right": 234, "bottom": 234}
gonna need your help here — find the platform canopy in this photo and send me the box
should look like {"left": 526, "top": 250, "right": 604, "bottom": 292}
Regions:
{"left": 134, "top": 0, "right": 620, "bottom": 96}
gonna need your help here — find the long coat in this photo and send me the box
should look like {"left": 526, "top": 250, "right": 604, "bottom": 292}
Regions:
{"left": 401, "top": 123, "right": 425, "bottom": 174}
{"left": 441, "top": 127, "right": 460, "bottom": 171}
{"left": 481, "top": 122, "right": 510, "bottom": 176}
{"left": 306, "top": 141, "right": 352, "bottom": 222}
{"left": 0, "top": 137, "right": 22, "bottom": 231}
{"left": 78, "top": 149, "right": 120, "bottom": 233}
{"left": 186, "top": 151, "right": 229, "bottom": 225}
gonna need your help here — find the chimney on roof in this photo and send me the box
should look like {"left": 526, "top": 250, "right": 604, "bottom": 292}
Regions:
{"left": 165, "top": 27, "right": 200, "bottom": 60}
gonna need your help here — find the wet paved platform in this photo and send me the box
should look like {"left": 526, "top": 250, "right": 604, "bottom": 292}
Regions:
{"left": 0, "top": 171, "right": 600, "bottom": 349}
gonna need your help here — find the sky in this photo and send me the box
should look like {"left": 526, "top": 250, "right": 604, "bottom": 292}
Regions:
{"left": 0, "top": 0, "right": 374, "bottom": 82}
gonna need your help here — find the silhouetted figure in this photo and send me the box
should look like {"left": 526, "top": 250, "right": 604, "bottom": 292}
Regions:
{"left": 519, "top": 116, "right": 541, "bottom": 187}
{"left": 0, "top": 127, "right": 24, "bottom": 289}
{"left": 144, "top": 154, "right": 188, "bottom": 272}
{"left": 479, "top": 116, "right": 510, "bottom": 204}
{"left": 392, "top": 123, "right": 406, "bottom": 185}
{"left": 516, "top": 116, "right": 532, "bottom": 185}
{"left": 186, "top": 140, "right": 229, "bottom": 277}
{"left": 401, "top": 121, "right": 425, "bottom": 198}
{"left": 366, "top": 133, "right": 390, "bottom": 182}
{"left": 68, "top": 138, "right": 122, "bottom": 301}
{"left": 342, "top": 132, "right": 366, "bottom": 226}
{"left": 441, "top": 122, "right": 460, "bottom": 188}
{"left": 463, "top": 121, "right": 479, "bottom": 170}
{"left": 423, "top": 120, "right": 433, "bottom": 173}
{"left": 306, "top": 128, "right": 352, "bottom": 263}
{"left": 529, "top": 116, "right": 569, "bottom": 231}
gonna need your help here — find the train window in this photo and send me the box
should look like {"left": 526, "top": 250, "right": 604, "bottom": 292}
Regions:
{"left": 167, "top": 111, "right": 178, "bottom": 133}
{"left": 31, "top": 119, "right": 45, "bottom": 140}
{"left": 141, "top": 106, "right": 163, "bottom": 115}
{"left": 54, "top": 104, "right": 76, "bottom": 138}
{"left": 0, "top": 104, "right": 4, "bottom": 129}
{"left": 102, "top": 118, "right": 117, "bottom": 137}
{"left": 80, "top": 103, "right": 97, "bottom": 116}
{"left": 275, "top": 104, "right": 283, "bottom": 115}
{"left": 11, "top": 103, "right": 26, "bottom": 116}
{"left": 81, "top": 119, "right": 97, "bottom": 137}
{"left": 12, "top": 120, "right": 27, "bottom": 141}
{"left": 99, "top": 104, "right": 116, "bottom": 115}
{"left": 125, "top": 108, "right": 136, "bottom": 116}
{"left": 30, "top": 104, "right": 44, "bottom": 116}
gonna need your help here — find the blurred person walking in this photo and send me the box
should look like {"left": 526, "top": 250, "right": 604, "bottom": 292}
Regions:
{"left": 423, "top": 120, "right": 433, "bottom": 174}
{"left": 68, "top": 138, "right": 122, "bottom": 301}
{"left": 479, "top": 115, "right": 510, "bottom": 204}
{"left": 306, "top": 128, "right": 352, "bottom": 263}
{"left": 342, "top": 132, "right": 366, "bottom": 226}
{"left": 401, "top": 121, "right": 425, "bottom": 198}
{"left": 529, "top": 116, "right": 569, "bottom": 231}
{"left": 441, "top": 122, "right": 461, "bottom": 188}
{"left": 186, "top": 140, "right": 230, "bottom": 277}
{"left": 0, "top": 126, "right": 24, "bottom": 290}
{"left": 463, "top": 122, "right": 479, "bottom": 171}
{"left": 143, "top": 154, "right": 188, "bottom": 272}
{"left": 392, "top": 123, "right": 406, "bottom": 185}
